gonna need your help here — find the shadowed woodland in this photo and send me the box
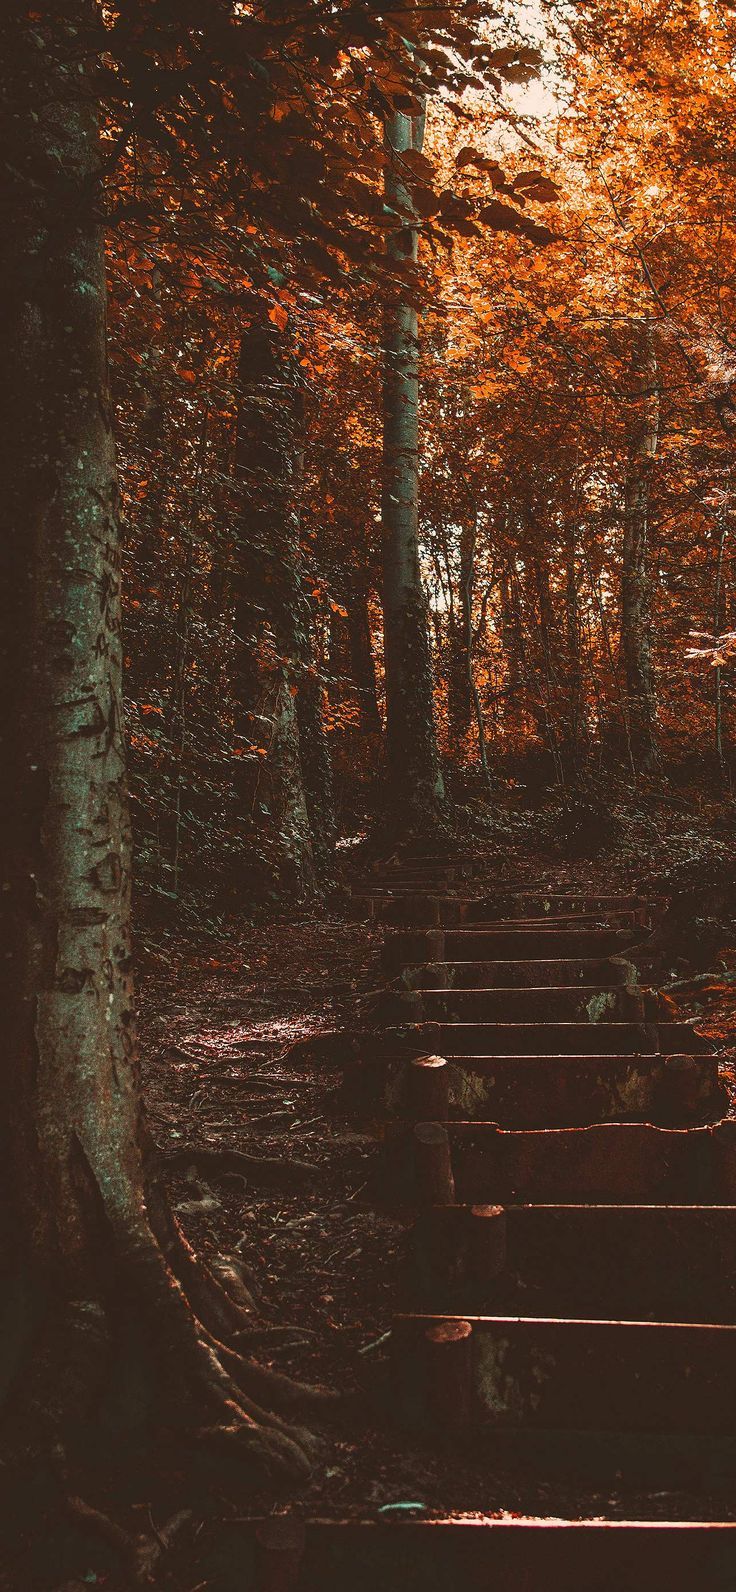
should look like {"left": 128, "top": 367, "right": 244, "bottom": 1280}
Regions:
{"left": 5, "top": 2, "right": 736, "bottom": 1588}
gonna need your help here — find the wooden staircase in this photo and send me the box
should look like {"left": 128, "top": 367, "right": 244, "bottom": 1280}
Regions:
{"left": 245, "top": 859, "right": 736, "bottom": 1590}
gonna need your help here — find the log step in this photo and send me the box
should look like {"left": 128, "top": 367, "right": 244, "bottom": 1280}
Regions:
{"left": 382, "top": 928, "right": 643, "bottom": 968}
{"left": 439, "top": 1120, "right": 736, "bottom": 1205}
{"left": 240, "top": 1517, "right": 736, "bottom": 1592}
{"left": 407, "top": 956, "right": 636, "bottom": 988}
{"left": 400, "top": 1020, "right": 706, "bottom": 1055}
{"left": 358, "top": 896, "right": 648, "bottom": 929}
{"left": 410, "top": 1203, "right": 736, "bottom": 1322}
{"left": 408, "top": 986, "right": 647, "bottom": 1023}
{"left": 392, "top": 1313, "right": 736, "bottom": 1434}
{"left": 420, "top": 1052, "right": 726, "bottom": 1128}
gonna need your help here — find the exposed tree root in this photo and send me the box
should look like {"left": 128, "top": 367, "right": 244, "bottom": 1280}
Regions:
{"left": 147, "top": 1173, "right": 257, "bottom": 1337}
{"left": 1, "top": 1219, "right": 324, "bottom": 1587}
{"left": 63, "top": 1495, "right": 191, "bottom": 1586}
{"left": 146, "top": 1171, "right": 340, "bottom": 1421}
{"left": 151, "top": 1145, "right": 320, "bottom": 1189}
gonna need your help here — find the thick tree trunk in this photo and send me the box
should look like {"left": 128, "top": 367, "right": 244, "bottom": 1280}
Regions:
{"left": 380, "top": 95, "right": 445, "bottom": 836}
{"left": 233, "top": 323, "right": 316, "bottom": 896}
{"left": 621, "top": 323, "right": 660, "bottom": 775}
{"left": 1, "top": 0, "right": 146, "bottom": 1305}
{"left": 0, "top": 13, "right": 311, "bottom": 1556}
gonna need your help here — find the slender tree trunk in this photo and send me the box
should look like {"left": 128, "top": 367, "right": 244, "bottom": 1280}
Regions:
{"left": 621, "top": 322, "right": 660, "bottom": 775}
{"left": 347, "top": 580, "right": 382, "bottom": 734}
{"left": 168, "top": 410, "right": 208, "bottom": 897}
{"left": 296, "top": 647, "right": 336, "bottom": 876}
{"left": 447, "top": 518, "right": 475, "bottom": 739}
{"left": 713, "top": 496, "right": 729, "bottom": 774}
{"left": 233, "top": 321, "right": 315, "bottom": 896}
{"left": 447, "top": 517, "right": 492, "bottom": 787}
{"left": 499, "top": 563, "right": 525, "bottom": 743}
{"left": 562, "top": 522, "right": 586, "bottom": 772}
{"left": 528, "top": 554, "right": 563, "bottom": 783}
{"left": 380, "top": 91, "right": 445, "bottom": 835}
{"left": 0, "top": 13, "right": 310, "bottom": 1540}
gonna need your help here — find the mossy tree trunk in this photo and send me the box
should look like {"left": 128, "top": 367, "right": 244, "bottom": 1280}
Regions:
{"left": 0, "top": 11, "right": 312, "bottom": 1566}
{"left": 380, "top": 95, "right": 446, "bottom": 840}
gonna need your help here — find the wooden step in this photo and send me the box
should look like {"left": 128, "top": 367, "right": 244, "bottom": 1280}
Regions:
{"left": 239, "top": 1517, "right": 736, "bottom": 1592}
{"left": 382, "top": 927, "right": 643, "bottom": 970}
{"left": 408, "top": 956, "right": 636, "bottom": 989}
{"left": 358, "top": 896, "right": 647, "bottom": 929}
{"left": 399, "top": 1020, "right": 705, "bottom": 1055}
{"left": 410, "top": 1204, "right": 736, "bottom": 1322}
{"left": 392, "top": 1313, "right": 736, "bottom": 1434}
{"left": 365, "top": 869, "right": 736, "bottom": 1546}
{"left": 426, "top": 1052, "right": 726, "bottom": 1128}
{"left": 411, "top": 986, "right": 647, "bottom": 1023}
{"left": 468, "top": 893, "right": 650, "bottom": 921}
{"left": 437, "top": 1121, "right": 736, "bottom": 1205}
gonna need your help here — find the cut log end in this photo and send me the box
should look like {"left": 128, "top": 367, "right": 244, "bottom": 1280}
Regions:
{"left": 408, "top": 1054, "right": 450, "bottom": 1122}
{"left": 423, "top": 1316, "right": 474, "bottom": 1428}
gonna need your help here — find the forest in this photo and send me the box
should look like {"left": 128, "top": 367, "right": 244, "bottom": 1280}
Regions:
{"left": 4, "top": 1, "right": 736, "bottom": 1588}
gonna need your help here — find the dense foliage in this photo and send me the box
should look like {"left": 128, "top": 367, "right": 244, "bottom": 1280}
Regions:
{"left": 99, "top": 0, "right": 736, "bottom": 907}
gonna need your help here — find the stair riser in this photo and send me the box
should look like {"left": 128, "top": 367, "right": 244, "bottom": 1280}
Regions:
{"left": 381, "top": 930, "right": 640, "bottom": 970}
{"left": 361, "top": 891, "right": 647, "bottom": 910}
{"left": 362, "top": 897, "right": 648, "bottom": 930}
{"left": 446, "top": 1122, "right": 736, "bottom": 1205}
{"left": 392, "top": 1315, "right": 736, "bottom": 1434}
{"left": 413, "top": 989, "right": 646, "bottom": 1023}
{"left": 410, "top": 1205, "right": 736, "bottom": 1322}
{"left": 399, "top": 1021, "right": 705, "bottom": 1055}
{"left": 408, "top": 958, "right": 635, "bottom": 989}
{"left": 236, "top": 1521, "right": 736, "bottom": 1592}
{"left": 436, "top": 1054, "right": 726, "bottom": 1128}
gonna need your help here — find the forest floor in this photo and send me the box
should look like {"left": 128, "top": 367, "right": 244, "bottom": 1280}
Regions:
{"left": 137, "top": 784, "right": 736, "bottom": 1549}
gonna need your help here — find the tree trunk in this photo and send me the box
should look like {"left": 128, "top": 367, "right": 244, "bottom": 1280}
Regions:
{"left": 447, "top": 519, "right": 475, "bottom": 740}
{"left": 447, "top": 517, "right": 492, "bottom": 788}
{"left": 621, "top": 322, "right": 660, "bottom": 775}
{"left": 380, "top": 91, "right": 445, "bottom": 838}
{"left": 233, "top": 321, "right": 316, "bottom": 897}
{"left": 532, "top": 552, "right": 564, "bottom": 784}
{"left": 562, "top": 522, "right": 587, "bottom": 773}
{"left": 712, "top": 496, "right": 729, "bottom": 774}
{"left": 0, "top": 12, "right": 311, "bottom": 1556}
{"left": 347, "top": 580, "right": 382, "bottom": 734}
{"left": 296, "top": 649, "right": 336, "bottom": 877}
{"left": 499, "top": 551, "right": 525, "bottom": 745}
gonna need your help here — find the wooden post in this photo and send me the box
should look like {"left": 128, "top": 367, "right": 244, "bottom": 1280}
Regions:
{"left": 410, "top": 1205, "right": 458, "bottom": 1305}
{"left": 466, "top": 1204, "right": 507, "bottom": 1291}
{"left": 255, "top": 1516, "right": 306, "bottom": 1592}
{"left": 408, "top": 1055, "right": 449, "bottom": 1121}
{"left": 423, "top": 1318, "right": 474, "bottom": 1428}
{"left": 413, "top": 1121, "right": 455, "bottom": 1204}
{"left": 425, "top": 928, "right": 446, "bottom": 962}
